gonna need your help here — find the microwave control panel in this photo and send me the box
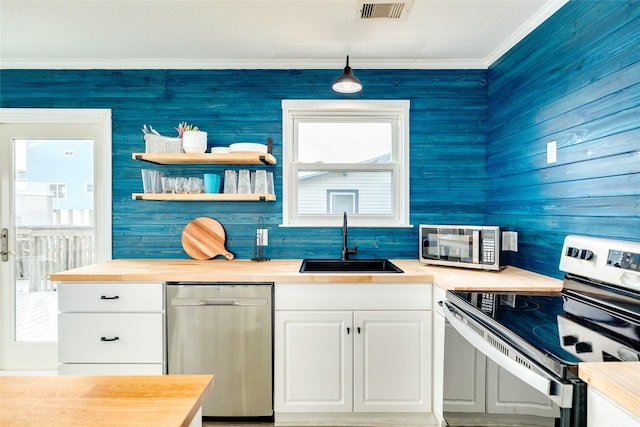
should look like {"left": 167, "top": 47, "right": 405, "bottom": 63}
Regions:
{"left": 482, "top": 230, "right": 496, "bottom": 264}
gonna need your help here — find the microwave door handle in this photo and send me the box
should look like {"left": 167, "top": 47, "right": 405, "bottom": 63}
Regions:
{"left": 473, "top": 230, "right": 480, "bottom": 264}
{"left": 443, "top": 301, "right": 573, "bottom": 408}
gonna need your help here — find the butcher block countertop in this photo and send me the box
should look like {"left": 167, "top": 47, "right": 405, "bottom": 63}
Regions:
{"left": 0, "top": 374, "right": 214, "bottom": 427}
{"left": 50, "top": 259, "right": 562, "bottom": 291}
{"left": 579, "top": 362, "right": 640, "bottom": 418}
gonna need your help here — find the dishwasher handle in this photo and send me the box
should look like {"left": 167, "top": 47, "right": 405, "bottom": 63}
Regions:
{"left": 171, "top": 298, "right": 268, "bottom": 307}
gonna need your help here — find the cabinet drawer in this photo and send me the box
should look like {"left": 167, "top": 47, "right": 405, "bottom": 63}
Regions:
{"left": 59, "top": 313, "right": 163, "bottom": 363}
{"left": 275, "top": 283, "right": 431, "bottom": 310}
{"left": 59, "top": 282, "right": 163, "bottom": 312}
{"left": 59, "top": 363, "right": 164, "bottom": 376}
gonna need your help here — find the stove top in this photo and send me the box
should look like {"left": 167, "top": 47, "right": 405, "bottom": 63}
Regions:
{"left": 448, "top": 235, "right": 640, "bottom": 378}
{"left": 450, "top": 287, "right": 640, "bottom": 368}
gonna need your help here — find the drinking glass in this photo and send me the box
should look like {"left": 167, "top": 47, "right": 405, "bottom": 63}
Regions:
{"left": 141, "top": 169, "right": 161, "bottom": 193}
{"left": 267, "top": 171, "right": 275, "bottom": 196}
{"left": 175, "top": 177, "right": 188, "bottom": 194}
{"left": 223, "top": 170, "right": 237, "bottom": 194}
{"left": 161, "top": 176, "right": 175, "bottom": 193}
{"left": 204, "top": 174, "right": 221, "bottom": 194}
{"left": 254, "top": 170, "right": 267, "bottom": 194}
{"left": 188, "top": 177, "right": 203, "bottom": 193}
{"left": 237, "top": 169, "right": 251, "bottom": 194}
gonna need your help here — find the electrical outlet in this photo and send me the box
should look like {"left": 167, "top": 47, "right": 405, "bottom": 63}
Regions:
{"left": 547, "top": 140, "right": 557, "bottom": 164}
{"left": 502, "top": 231, "right": 518, "bottom": 252}
{"left": 257, "top": 229, "right": 268, "bottom": 246}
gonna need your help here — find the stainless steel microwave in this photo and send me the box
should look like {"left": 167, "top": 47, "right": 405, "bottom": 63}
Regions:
{"left": 419, "top": 224, "right": 505, "bottom": 271}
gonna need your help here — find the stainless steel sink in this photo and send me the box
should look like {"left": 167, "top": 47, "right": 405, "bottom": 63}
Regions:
{"left": 299, "top": 259, "right": 403, "bottom": 273}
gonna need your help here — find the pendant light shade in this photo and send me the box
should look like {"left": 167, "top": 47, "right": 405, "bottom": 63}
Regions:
{"left": 332, "top": 55, "right": 362, "bottom": 93}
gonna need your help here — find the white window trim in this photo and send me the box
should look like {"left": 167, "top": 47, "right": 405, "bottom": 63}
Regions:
{"left": 282, "top": 99, "right": 410, "bottom": 228}
{"left": 0, "top": 108, "right": 113, "bottom": 261}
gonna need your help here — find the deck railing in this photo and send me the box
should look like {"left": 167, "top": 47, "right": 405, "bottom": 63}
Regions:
{"left": 15, "top": 226, "right": 95, "bottom": 291}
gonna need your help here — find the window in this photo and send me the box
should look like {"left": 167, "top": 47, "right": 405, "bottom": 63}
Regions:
{"left": 327, "top": 189, "right": 358, "bottom": 214}
{"left": 282, "top": 100, "right": 410, "bottom": 227}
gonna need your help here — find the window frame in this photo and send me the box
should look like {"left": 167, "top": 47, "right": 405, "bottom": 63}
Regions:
{"left": 282, "top": 99, "right": 410, "bottom": 228}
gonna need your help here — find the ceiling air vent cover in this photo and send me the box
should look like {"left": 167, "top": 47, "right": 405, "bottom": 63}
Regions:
{"left": 358, "top": 0, "right": 412, "bottom": 20}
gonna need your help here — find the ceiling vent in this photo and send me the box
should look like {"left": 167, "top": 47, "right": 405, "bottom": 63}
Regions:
{"left": 358, "top": 0, "right": 412, "bottom": 20}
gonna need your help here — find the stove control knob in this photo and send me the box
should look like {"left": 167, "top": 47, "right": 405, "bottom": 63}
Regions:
{"left": 566, "top": 247, "right": 580, "bottom": 258}
{"left": 579, "top": 250, "right": 594, "bottom": 260}
{"left": 562, "top": 335, "right": 579, "bottom": 346}
{"left": 575, "top": 341, "right": 593, "bottom": 353}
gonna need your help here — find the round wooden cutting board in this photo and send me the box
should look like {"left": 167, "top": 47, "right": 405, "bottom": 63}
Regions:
{"left": 181, "top": 217, "right": 235, "bottom": 260}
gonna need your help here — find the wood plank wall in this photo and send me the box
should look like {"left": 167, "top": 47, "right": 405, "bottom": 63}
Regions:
{"left": 487, "top": 0, "right": 640, "bottom": 277}
{"left": 3, "top": 1, "right": 636, "bottom": 277}
{"left": 0, "top": 69, "right": 488, "bottom": 261}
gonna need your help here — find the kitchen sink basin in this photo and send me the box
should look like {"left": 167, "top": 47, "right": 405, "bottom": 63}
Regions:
{"left": 299, "top": 259, "right": 403, "bottom": 273}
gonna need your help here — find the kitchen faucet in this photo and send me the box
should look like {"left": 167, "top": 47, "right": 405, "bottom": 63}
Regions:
{"left": 341, "top": 212, "right": 358, "bottom": 260}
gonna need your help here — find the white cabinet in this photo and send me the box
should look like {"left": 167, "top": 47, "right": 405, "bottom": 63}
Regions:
{"left": 441, "top": 328, "right": 557, "bottom": 417}
{"left": 58, "top": 282, "right": 164, "bottom": 375}
{"left": 354, "top": 310, "right": 430, "bottom": 413}
{"left": 275, "top": 283, "right": 432, "bottom": 422}
{"left": 275, "top": 311, "right": 353, "bottom": 412}
{"left": 442, "top": 321, "right": 486, "bottom": 413}
{"left": 587, "top": 387, "right": 640, "bottom": 427}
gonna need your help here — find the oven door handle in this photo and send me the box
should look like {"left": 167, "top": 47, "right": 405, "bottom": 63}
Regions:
{"left": 443, "top": 300, "right": 574, "bottom": 408}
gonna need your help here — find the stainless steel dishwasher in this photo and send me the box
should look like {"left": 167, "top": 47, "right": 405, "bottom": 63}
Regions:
{"left": 166, "top": 282, "right": 273, "bottom": 418}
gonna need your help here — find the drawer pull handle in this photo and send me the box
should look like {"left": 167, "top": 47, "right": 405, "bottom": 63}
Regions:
{"left": 100, "top": 295, "right": 120, "bottom": 300}
{"left": 100, "top": 336, "right": 120, "bottom": 342}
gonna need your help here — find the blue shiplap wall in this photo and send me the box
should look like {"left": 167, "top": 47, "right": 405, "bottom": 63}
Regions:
{"left": 487, "top": 0, "right": 640, "bottom": 277}
{"left": 2, "top": 0, "right": 637, "bottom": 276}
{"left": 0, "top": 69, "right": 488, "bottom": 260}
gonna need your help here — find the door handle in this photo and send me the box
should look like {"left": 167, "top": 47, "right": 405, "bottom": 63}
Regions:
{"left": 1, "top": 228, "right": 15, "bottom": 262}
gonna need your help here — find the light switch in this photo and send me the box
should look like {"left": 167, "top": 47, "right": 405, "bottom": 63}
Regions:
{"left": 547, "top": 140, "right": 557, "bottom": 164}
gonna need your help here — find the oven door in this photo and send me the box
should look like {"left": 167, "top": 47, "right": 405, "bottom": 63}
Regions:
{"left": 442, "top": 300, "right": 586, "bottom": 427}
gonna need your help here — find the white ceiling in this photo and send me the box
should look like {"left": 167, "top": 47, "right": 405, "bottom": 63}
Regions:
{"left": 0, "top": 0, "right": 568, "bottom": 70}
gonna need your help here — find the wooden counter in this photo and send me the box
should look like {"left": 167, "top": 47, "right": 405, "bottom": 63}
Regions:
{"left": 0, "top": 375, "right": 214, "bottom": 427}
{"left": 425, "top": 264, "right": 563, "bottom": 292}
{"left": 51, "top": 259, "right": 562, "bottom": 291}
{"left": 579, "top": 362, "right": 640, "bottom": 418}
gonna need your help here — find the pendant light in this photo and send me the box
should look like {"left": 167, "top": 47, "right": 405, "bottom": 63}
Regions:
{"left": 332, "top": 55, "right": 362, "bottom": 93}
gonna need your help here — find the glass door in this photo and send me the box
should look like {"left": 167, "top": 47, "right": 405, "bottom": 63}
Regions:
{"left": 0, "top": 109, "right": 111, "bottom": 369}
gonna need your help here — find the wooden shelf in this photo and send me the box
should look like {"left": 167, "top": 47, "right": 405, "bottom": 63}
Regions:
{"left": 132, "top": 152, "right": 277, "bottom": 165}
{"left": 132, "top": 193, "right": 276, "bottom": 202}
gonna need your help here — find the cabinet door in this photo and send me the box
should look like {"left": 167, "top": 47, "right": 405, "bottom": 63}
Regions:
{"left": 587, "top": 387, "right": 640, "bottom": 427}
{"left": 353, "top": 311, "right": 431, "bottom": 413}
{"left": 275, "top": 311, "right": 353, "bottom": 413}
{"left": 486, "top": 359, "right": 560, "bottom": 418}
{"left": 443, "top": 322, "right": 486, "bottom": 413}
